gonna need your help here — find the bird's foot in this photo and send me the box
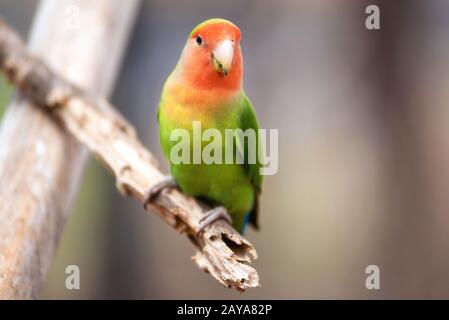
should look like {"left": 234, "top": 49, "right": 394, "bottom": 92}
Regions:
{"left": 198, "top": 206, "right": 233, "bottom": 232}
{"left": 143, "top": 175, "right": 178, "bottom": 209}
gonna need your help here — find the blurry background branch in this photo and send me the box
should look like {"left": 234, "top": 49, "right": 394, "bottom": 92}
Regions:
{"left": 0, "top": 0, "right": 139, "bottom": 299}
{"left": 0, "top": 11, "right": 259, "bottom": 294}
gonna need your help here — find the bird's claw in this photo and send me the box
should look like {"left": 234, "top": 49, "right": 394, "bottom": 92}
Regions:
{"left": 198, "top": 206, "right": 233, "bottom": 232}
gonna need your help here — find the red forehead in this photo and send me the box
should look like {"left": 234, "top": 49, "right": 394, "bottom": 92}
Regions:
{"left": 192, "top": 21, "right": 241, "bottom": 42}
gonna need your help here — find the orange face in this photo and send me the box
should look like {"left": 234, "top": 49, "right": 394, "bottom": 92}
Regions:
{"left": 176, "top": 19, "right": 243, "bottom": 92}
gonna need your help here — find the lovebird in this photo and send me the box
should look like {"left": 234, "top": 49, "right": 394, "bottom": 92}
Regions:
{"left": 145, "top": 18, "right": 263, "bottom": 234}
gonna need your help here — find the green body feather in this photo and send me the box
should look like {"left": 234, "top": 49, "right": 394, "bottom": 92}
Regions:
{"left": 157, "top": 88, "right": 262, "bottom": 233}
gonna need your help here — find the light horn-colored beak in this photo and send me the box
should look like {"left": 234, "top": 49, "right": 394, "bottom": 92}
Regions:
{"left": 212, "top": 40, "right": 234, "bottom": 76}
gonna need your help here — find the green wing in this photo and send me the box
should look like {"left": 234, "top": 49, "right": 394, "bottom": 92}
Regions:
{"left": 238, "top": 93, "right": 263, "bottom": 228}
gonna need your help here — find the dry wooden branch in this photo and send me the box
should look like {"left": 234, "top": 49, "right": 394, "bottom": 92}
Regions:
{"left": 0, "top": 17, "right": 259, "bottom": 291}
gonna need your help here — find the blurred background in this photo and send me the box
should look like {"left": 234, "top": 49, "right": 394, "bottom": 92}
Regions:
{"left": 1, "top": 0, "right": 449, "bottom": 299}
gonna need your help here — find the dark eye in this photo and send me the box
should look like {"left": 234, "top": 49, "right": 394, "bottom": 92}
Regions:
{"left": 195, "top": 34, "right": 203, "bottom": 46}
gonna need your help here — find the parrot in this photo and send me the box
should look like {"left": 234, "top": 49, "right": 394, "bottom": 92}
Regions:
{"left": 144, "top": 18, "right": 263, "bottom": 234}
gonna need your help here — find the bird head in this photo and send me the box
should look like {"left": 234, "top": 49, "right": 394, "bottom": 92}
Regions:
{"left": 175, "top": 18, "right": 243, "bottom": 91}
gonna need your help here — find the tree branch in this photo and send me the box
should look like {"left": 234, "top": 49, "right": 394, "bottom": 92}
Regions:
{"left": 0, "top": 18, "right": 259, "bottom": 292}
{"left": 0, "top": 0, "right": 140, "bottom": 299}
